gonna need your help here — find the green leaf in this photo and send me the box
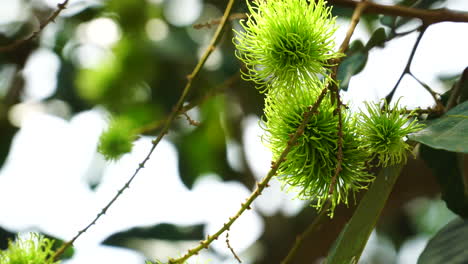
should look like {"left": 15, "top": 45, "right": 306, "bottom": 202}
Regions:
{"left": 327, "top": 164, "right": 404, "bottom": 264}
{"left": 102, "top": 223, "right": 205, "bottom": 246}
{"left": 337, "top": 52, "right": 368, "bottom": 91}
{"left": 365, "top": 27, "right": 387, "bottom": 50}
{"left": 418, "top": 217, "right": 468, "bottom": 264}
{"left": 380, "top": 16, "right": 395, "bottom": 28}
{"left": 408, "top": 101, "right": 468, "bottom": 153}
{"left": 347, "top": 39, "right": 365, "bottom": 53}
{"left": 458, "top": 67, "right": 468, "bottom": 103}
{"left": 419, "top": 145, "right": 468, "bottom": 218}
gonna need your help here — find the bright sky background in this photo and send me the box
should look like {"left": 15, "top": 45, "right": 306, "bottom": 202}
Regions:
{"left": 0, "top": 0, "right": 466, "bottom": 263}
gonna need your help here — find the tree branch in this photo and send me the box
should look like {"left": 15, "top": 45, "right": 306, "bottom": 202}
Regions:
{"left": 52, "top": 0, "right": 236, "bottom": 260}
{"left": 385, "top": 25, "right": 430, "bottom": 104}
{"left": 329, "top": 0, "right": 368, "bottom": 204}
{"left": 0, "top": 0, "right": 69, "bottom": 53}
{"left": 328, "top": 0, "right": 468, "bottom": 24}
{"left": 195, "top": 1, "right": 468, "bottom": 30}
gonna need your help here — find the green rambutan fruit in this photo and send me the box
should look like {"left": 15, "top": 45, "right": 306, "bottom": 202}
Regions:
{"left": 263, "top": 82, "right": 373, "bottom": 213}
{"left": 357, "top": 100, "right": 424, "bottom": 167}
{"left": 234, "top": 0, "right": 341, "bottom": 93}
{"left": 0, "top": 233, "right": 60, "bottom": 264}
{"left": 98, "top": 117, "right": 138, "bottom": 161}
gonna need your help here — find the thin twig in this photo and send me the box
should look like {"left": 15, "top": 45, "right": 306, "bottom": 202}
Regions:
{"left": 168, "top": 86, "right": 330, "bottom": 264}
{"left": 226, "top": 232, "right": 242, "bottom": 263}
{"left": 137, "top": 72, "right": 240, "bottom": 135}
{"left": 0, "top": 0, "right": 69, "bottom": 52}
{"left": 337, "top": 0, "right": 369, "bottom": 56}
{"left": 409, "top": 72, "right": 441, "bottom": 104}
{"left": 328, "top": 0, "right": 468, "bottom": 25}
{"left": 280, "top": 202, "right": 331, "bottom": 264}
{"left": 52, "top": 0, "right": 236, "bottom": 260}
{"left": 329, "top": 0, "right": 368, "bottom": 197}
{"left": 384, "top": 25, "right": 434, "bottom": 105}
{"left": 182, "top": 112, "right": 200, "bottom": 126}
{"left": 194, "top": 13, "right": 247, "bottom": 29}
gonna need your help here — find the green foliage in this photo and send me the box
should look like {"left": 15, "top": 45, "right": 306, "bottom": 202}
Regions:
{"left": 263, "top": 84, "right": 373, "bottom": 213}
{"left": 409, "top": 101, "right": 468, "bottom": 153}
{"left": 337, "top": 27, "right": 387, "bottom": 91}
{"left": 327, "top": 164, "right": 404, "bottom": 264}
{"left": 419, "top": 145, "right": 468, "bottom": 218}
{"left": 418, "top": 218, "right": 468, "bottom": 264}
{"left": 234, "top": 0, "right": 341, "bottom": 93}
{"left": 98, "top": 117, "right": 138, "bottom": 161}
{"left": 76, "top": 37, "right": 157, "bottom": 112}
{"left": 358, "top": 100, "right": 424, "bottom": 167}
{"left": 0, "top": 233, "right": 60, "bottom": 264}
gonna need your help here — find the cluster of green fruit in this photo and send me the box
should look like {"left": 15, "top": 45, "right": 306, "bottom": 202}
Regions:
{"left": 233, "top": 0, "right": 423, "bottom": 214}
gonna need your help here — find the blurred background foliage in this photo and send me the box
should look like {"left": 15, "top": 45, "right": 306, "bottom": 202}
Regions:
{"left": 0, "top": 0, "right": 466, "bottom": 263}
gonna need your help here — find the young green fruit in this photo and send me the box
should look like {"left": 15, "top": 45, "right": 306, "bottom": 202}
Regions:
{"left": 234, "top": 0, "right": 341, "bottom": 93}
{"left": 358, "top": 100, "right": 424, "bottom": 167}
{"left": 98, "top": 117, "right": 137, "bottom": 161}
{"left": 263, "top": 83, "right": 373, "bottom": 214}
{"left": 0, "top": 233, "right": 60, "bottom": 264}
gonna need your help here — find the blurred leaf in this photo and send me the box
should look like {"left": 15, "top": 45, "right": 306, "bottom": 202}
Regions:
{"left": 411, "top": 0, "right": 445, "bottom": 9}
{"left": 365, "top": 27, "right": 387, "bottom": 50}
{"left": 337, "top": 52, "right": 367, "bottom": 91}
{"left": 327, "top": 164, "right": 404, "bottom": 264}
{"left": 347, "top": 39, "right": 365, "bottom": 53}
{"left": 419, "top": 145, "right": 468, "bottom": 218}
{"left": 0, "top": 120, "right": 17, "bottom": 169}
{"left": 380, "top": 16, "right": 396, "bottom": 28}
{"left": 337, "top": 40, "right": 370, "bottom": 91}
{"left": 331, "top": 6, "right": 353, "bottom": 19}
{"left": 175, "top": 97, "right": 237, "bottom": 188}
{"left": 337, "top": 28, "right": 386, "bottom": 91}
{"left": 102, "top": 223, "right": 205, "bottom": 246}
{"left": 418, "top": 217, "right": 468, "bottom": 264}
{"left": 409, "top": 101, "right": 468, "bottom": 153}
{"left": 106, "top": 0, "right": 149, "bottom": 33}
{"left": 0, "top": 226, "right": 15, "bottom": 250}
{"left": 458, "top": 67, "right": 468, "bottom": 103}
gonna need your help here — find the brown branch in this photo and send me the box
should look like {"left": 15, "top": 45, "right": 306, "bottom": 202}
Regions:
{"left": 226, "top": 232, "right": 242, "bottom": 263}
{"left": 0, "top": 0, "right": 69, "bottom": 53}
{"left": 182, "top": 112, "right": 200, "bottom": 126}
{"left": 329, "top": 0, "right": 368, "bottom": 199}
{"left": 337, "top": 0, "right": 369, "bottom": 55}
{"left": 328, "top": 0, "right": 468, "bottom": 24}
{"left": 196, "top": 0, "right": 468, "bottom": 33}
{"left": 52, "top": 0, "right": 236, "bottom": 260}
